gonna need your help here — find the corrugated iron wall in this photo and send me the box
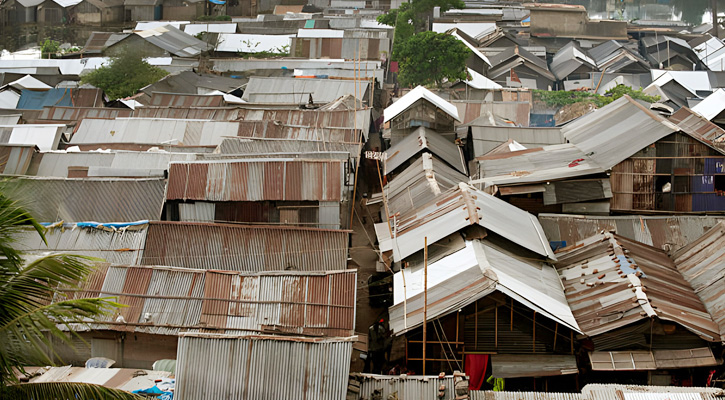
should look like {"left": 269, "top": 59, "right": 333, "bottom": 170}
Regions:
{"left": 141, "top": 221, "right": 349, "bottom": 271}
{"left": 175, "top": 334, "right": 353, "bottom": 400}
{"left": 354, "top": 374, "right": 457, "bottom": 400}
{"left": 166, "top": 159, "right": 345, "bottom": 202}
{"left": 2, "top": 177, "right": 166, "bottom": 223}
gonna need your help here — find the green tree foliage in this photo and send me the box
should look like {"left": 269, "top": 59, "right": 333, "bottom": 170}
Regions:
{"left": 0, "top": 189, "right": 140, "bottom": 399}
{"left": 81, "top": 48, "right": 169, "bottom": 100}
{"left": 396, "top": 31, "right": 471, "bottom": 87}
{"left": 377, "top": 0, "right": 464, "bottom": 59}
{"left": 40, "top": 39, "right": 60, "bottom": 59}
{"left": 534, "top": 85, "right": 661, "bottom": 108}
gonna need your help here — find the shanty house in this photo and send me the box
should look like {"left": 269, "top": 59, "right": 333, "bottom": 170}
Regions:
{"left": 474, "top": 96, "right": 725, "bottom": 214}
{"left": 556, "top": 232, "right": 720, "bottom": 385}
{"left": 486, "top": 46, "right": 556, "bottom": 90}
{"left": 290, "top": 28, "right": 391, "bottom": 60}
{"left": 164, "top": 158, "right": 353, "bottom": 229}
{"left": 161, "top": 0, "right": 203, "bottom": 20}
{"left": 69, "top": 0, "right": 124, "bottom": 24}
{"left": 105, "top": 24, "right": 210, "bottom": 57}
{"left": 123, "top": 0, "right": 161, "bottom": 21}
{"left": 376, "top": 183, "right": 580, "bottom": 391}
{"left": 384, "top": 86, "right": 461, "bottom": 145}
{"left": 527, "top": 3, "right": 626, "bottom": 40}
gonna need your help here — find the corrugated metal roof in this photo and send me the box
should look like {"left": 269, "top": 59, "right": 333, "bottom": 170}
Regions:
{"left": 468, "top": 125, "right": 563, "bottom": 157}
{"left": 216, "top": 33, "right": 293, "bottom": 53}
{"left": 384, "top": 126, "right": 466, "bottom": 174}
{"left": 389, "top": 239, "right": 577, "bottom": 335}
{"left": 555, "top": 232, "right": 720, "bottom": 341}
{"left": 175, "top": 334, "right": 353, "bottom": 400}
{"left": 372, "top": 153, "right": 467, "bottom": 217}
{"left": 379, "top": 183, "right": 555, "bottom": 262}
{"left": 588, "top": 40, "right": 650, "bottom": 72}
{"left": 474, "top": 96, "right": 679, "bottom": 187}
{"left": 242, "top": 77, "right": 369, "bottom": 105}
{"left": 1, "top": 177, "right": 166, "bottom": 223}
{"left": 72, "top": 264, "right": 356, "bottom": 336}
{"left": 135, "top": 24, "right": 210, "bottom": 57}
{"left": 141, "top": 71, "right": 244, "bottom": 96}
{"left": 215, "top": 137, "right": 359, "bottom": 155}
{"left": 0, "top": 143, "right": 36, "bottom": 174}
{"left": 35, "top": 151, "right": 197, "bottom": 178}
{"left": 233, "top": 119, "right": 363, "bottom": 142}
{"left": 668, "top": 107, "right": 725, "bottom": 152}
{"left": 184, "top": 23, "right": 237, "bottom": 35}
{"left": 673, "top": 221, "right": 725, "bottom": 342}
{"left": 15, "top": 223, "right": 147, "bottom": 265}
{"left": 538, "top": 214, "right": 725, "bottom": 254}
{"left": 141, "top": 221, "right": 349, "bottom": 271}
{"left": 550, "top": 41, "right": 597, "bottom": 81}
{"left": 147, "top": 93, "right": 225, "bottom": 107}
{"left": 582, "top": 383, "right": 724, "bottom": 400}
{"left": 71, "top": 118, "right": 238, "bottom": 147}
{"left": 35, "top": 106, "right": 132, "bottom": 122}
{"left": 589, "top": 347, "right": 717, "bottom": 371}
{"left": 166, "top": 158, "right": 346, "bottom": 202}
{"left": 470, "top": 390, "right": 585, "bottom": 400}
{"left": 384, "top": 85, "right": 460, "bottom": 124}
{"left": 82, "top": 32, "right": 130, "bottom": 54}
{"left": 16, "top": 88, "right": 103, "bottom": 110}
{"left": 353, "top": 373, "right": 457, "bottom": 400}
{"left": 0, "top": 124, "right": 64, "bottom": 151}
{"left": 692, "top": 88, "right": 725, "bottom": 121}
{"left": 487, "top": 46, "right": 555, "bottom": 82}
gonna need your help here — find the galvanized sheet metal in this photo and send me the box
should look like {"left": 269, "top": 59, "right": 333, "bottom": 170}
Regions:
{"left": 2, "top": 177, "right": 166, "bottom": 223}
{"left": 72, "top": 264, "right": 356, "bottom": 336}
{"left": 215, "top": 137, "right": 359, "bottom": 155}
{"left": 0, "top": 144, "right": 36, "bottom": 174}
{"left": 354, "top": 374, "right": 456, "bottom": 400}
{"left": 166, "top": 159, "right": 345, "bottom": 202}
{"left": 242, "top": 76, "right": 370, "bottom": 105}
{"left": 470, "top": 391, "right": 585, "bottom": 400}
{"left": 175, "top": 334, "right": 353, "bottom": 400}
{"left": 538, "top": 214, "right": 725, "bottom": 254}
{"left": 141, "top": 221, "right": 349, "bottom": 271}
{"left": 14, "top": 224, "right": 147, "bottom": 265}
{"left": 673, "top": 221, "right": 725, "bottom": 341}
{"left": 555, "top": 232, "right": 720, "bottom": 341}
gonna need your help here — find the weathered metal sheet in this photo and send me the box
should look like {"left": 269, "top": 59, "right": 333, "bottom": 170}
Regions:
{"left": 148, "top": 93, "right": 225, "bottom": 108}
{"left": 385, "top": 126, "right": 466, "bottom": 174}
{"left": 215, "top": 137, "right": 359, "bottom": 155}
{"left": 141, "top": 221, "right": 349, "bottom": 271}
{"left": 0, "top": 143, "right": 36, "bottom": 175}
{"left": 673, "top": 221, "right": 725, "bottom": 341}
{"left": 354, "top": 374, "right": 456, "bottom": 400}
{"left": 538, "top": 214, "right": 725, "bottom": 254}
{"left": 379, "top": 183, "right": 555, "bottom": 262}
{"left": 2, "top": 177, "right": 166, "bottom": 223}
{"left": 71, "top": 264, "right": 356, "bottom": 336}
{"left": 468, "top": 125, "right": 563, "bottom": 157}
{"left": 491, "top": 354, "right": 578, "bottom": 378}
{"left": 470, "top": 391, "right": 585, "bottom": 400}
{"left": 166, "top": 159, "right": 346, "bottom": 202}
{"left": 555, "top": 232, "right": 720, "bottom": 341}
{"left": 175, "top": 334, "right": 353, "bottom": 400}
{"left": 15, "top": 224, "right": 147, "bottom": 265}
{"left": 582, "top": 383, "right": 724, "bottom": 400}
{"left": 669, "top": 106, "right": 725, "bottom": 145}
{"left": 242, "top": 76, "right": 370, "bottom": 105}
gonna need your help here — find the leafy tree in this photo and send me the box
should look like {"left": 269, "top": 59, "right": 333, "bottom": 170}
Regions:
{"left": 396, "top": 31, "right": 471, "bottom": 87}
{"left": 40, "top": 39, "right": 60, "bottom": 59}
{"left": 81, "top": 48, "right": 169, "bottom": 100}
{"left": 0, "top": 191, "right": 140, "bottom": 399}
{"left": 377, "top": 0, "right": 464, "bottom": 59}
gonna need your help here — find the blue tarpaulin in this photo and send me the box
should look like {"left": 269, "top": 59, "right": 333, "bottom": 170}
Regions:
{"left": 16, "top": 88, "right": 74, "bottom": 110}
{"left": 209, "top": 0, "right": 226, "bottom": 4}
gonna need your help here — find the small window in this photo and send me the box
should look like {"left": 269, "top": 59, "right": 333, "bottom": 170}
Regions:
{"left": 714, "top": 175, "right": 725, "bottom": 192}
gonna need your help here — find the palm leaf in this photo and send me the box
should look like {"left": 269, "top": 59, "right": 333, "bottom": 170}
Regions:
{"left": 2, "top": 382, "right": 144, "bottom": 400}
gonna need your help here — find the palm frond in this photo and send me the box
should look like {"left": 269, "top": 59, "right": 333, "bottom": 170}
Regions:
{"left": 2, "top": 382, "right": 144, "bottom": 400}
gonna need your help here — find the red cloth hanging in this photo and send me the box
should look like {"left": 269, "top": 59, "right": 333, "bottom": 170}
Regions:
{"left": 465, "top": 354, "right": 488, "bottom": 391}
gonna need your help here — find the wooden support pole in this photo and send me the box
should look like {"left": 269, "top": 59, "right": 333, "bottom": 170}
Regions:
{"left": 570, "top": 330, "right": 574, "bottom": 354}
{"left": 510, "top": 297, "right": 513, "bottom": 331}
{"left": 495, "top": 305, "right": 498, "bottom": 348}
{"left": 533, "top": 311, "right": 536, "bottom": 353}
{"left": 474, "top": 301, "right": 478, "bottom": 349}
{"left": 423, "top": 236, "right": 428, "bottom": 375}
{"left": 553, "top": 322, "right": 559, "bottom": 351}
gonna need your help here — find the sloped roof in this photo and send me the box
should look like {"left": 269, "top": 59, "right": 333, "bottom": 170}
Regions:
{"left": 371, "top": 153, "right": 467, "bottom": 217}
{"left": 384, "top": 85, "right": 460, "bottom": 123}
{"left": 692, "top": 88, "right": 725, "bottom": 121}
{"left": 474, "top": 96, "right": 678, "bottom": 186}
{"left": 8, "top": 75, "right": 51, "bottom": 91}
{"left": 668, "top": 106, "right": 725, "bottom": 151}
{"left": 462, "top": 68, "right": 502, "bottom": 89}
{"left": 390, "top": 239, "right": 578, "bottom": 334}
{"left": 82, "top": 32, "right": 131, "bottom": 54}
{"left": 449, "top": 29, "right": 491, "bottom": 67}
{"left": 487, "top": 46, "right": 555, "bottom": 81}
{"left": 555, "top": 232, "right": 720, "bottom": 341}
{"left": 384, "top": 126, "right": 466, "bottom": 174}
{"left": 135, "top": 24, "right": 210, "bottom": 57}
{"left": 549, "top": 41, "right": 596, "bottom": 81}
{"left": 242, "top": 76, "right": 368, "bottom": 105}
{"left": 377, "top": 183, "right": 555, "bottom": 262}
{"left": 673, "top": 221, "right": 725, "bottom": 342}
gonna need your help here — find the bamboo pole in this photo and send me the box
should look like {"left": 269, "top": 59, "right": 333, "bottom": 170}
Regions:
{"left": 423, "top": 236, "right": 428, "bottom": 375}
